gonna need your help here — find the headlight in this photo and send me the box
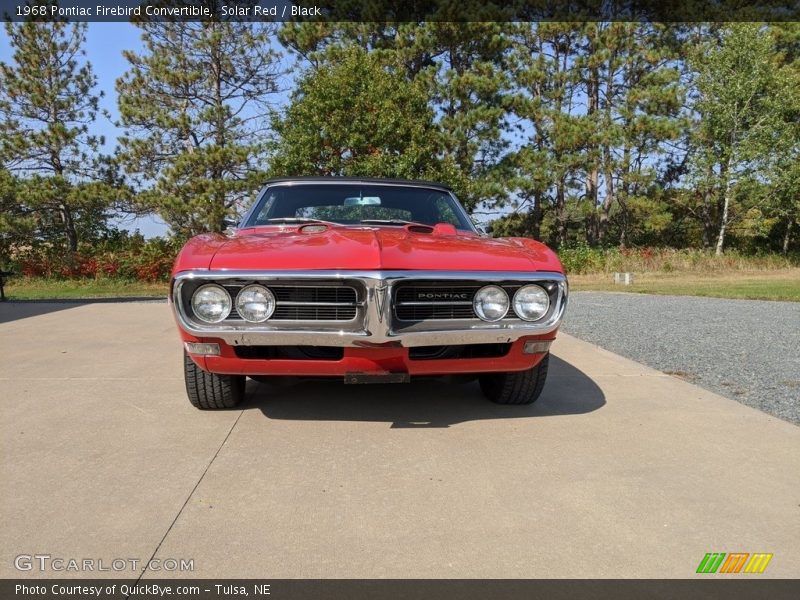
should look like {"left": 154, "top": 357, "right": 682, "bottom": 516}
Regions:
{"left": 191, "top": 284, "right": 232, "bottom": 323}
{"left": 235, "top": 284, "right": 275, "bottom": 323}
{"left": 473, "top": 285, "right": 509, "bottom": 322}
{"left": 513, "top": 285, "right": 550, "bottom": 321}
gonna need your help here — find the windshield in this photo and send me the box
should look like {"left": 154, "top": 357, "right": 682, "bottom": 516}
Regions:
{"left": 245, "top": 184, "right": 475, "bottom": 231}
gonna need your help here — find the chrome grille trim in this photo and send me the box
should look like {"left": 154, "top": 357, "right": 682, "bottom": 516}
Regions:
{"left": 171, "top": 270, "right": 568, "bottom": 347}
{"left": 276, "top": 301, "right": 356, "bottom": 306}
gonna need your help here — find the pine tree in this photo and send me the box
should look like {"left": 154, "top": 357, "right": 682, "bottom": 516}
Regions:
{"left": 578, "top": 22, "right": 685, "bottom": 247}
{"left": 116, "top": 20, "right": 282, "bottom": 237}
{"left": 0, "top": 21, "right": 108, "bottom": 252}
{"left": 505, "top": 23, "right": 591, "bottom": 246}
{"left": 419, "top": 23, "right": 512, "bottom": 211}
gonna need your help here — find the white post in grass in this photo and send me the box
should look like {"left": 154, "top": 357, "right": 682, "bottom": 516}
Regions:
{"left": 613, "top": 272, "right": 634, "bottom": 285}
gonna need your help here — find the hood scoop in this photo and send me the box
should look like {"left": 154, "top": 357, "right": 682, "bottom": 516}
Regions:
{"left": 405, "top": 223, "right": 458, "bottom": 236}
{"left": 298, "top": 223, "right": 330, "bottom": 234}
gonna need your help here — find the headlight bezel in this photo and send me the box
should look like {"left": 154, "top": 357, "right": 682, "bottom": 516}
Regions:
{"left": 235, "top": 284, "right": 276, "bottom": 323}
{"left": 190, "top": 283, "right": 232, "bottom": 324}
{"left": 512, "top": 284, "right": 551, "bottom": 321}
{"left": 472, "top": 284, "right": 510, "bottom": 322}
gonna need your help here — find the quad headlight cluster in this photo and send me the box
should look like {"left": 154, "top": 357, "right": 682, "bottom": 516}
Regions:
{"left": 472, "top": 284, "right": 550, "bottom": 322}
{"left": 191, "top": 283, "right": 275, "bottom": 324}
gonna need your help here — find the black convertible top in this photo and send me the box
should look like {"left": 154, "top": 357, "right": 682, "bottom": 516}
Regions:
{"left": 262, "top": 177, "right": 453, "bottom": 192}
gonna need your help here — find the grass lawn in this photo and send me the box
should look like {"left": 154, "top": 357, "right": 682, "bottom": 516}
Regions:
{"left": 569, "top": 268, "right": 800, "bottom": 301}
{"left": 4, "top": 278, "right": 168, "bottom": 300}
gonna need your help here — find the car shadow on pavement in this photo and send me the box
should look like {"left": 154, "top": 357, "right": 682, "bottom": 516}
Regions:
{"left": 245, "top": 355, "right": 605, "bottom": 428}
{"left": 0, "top": 298, "right": 167, "bottom": 324}
{"left": 0, "top": 301, "right": 84, "bottom": 324}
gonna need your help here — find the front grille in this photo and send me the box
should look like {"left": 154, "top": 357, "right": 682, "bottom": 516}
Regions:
{"left": 396, "top": 303, "right": 477, "bottom": 320}
{"left": 272, "top": 305, "right": 357, "bottom": 320}
{"left": 271, "top": 287, "right": 356, "bottom": 304}
{"left": 222, "top": 284, "right": 358, "bottom": 322}
{"left": 394, "top": 284, "right": 479, "bottom": 320}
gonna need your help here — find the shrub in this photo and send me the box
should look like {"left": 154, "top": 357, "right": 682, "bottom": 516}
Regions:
{"left": 9, "top": 235, "right": 182, "bottom": 282}
{"left": 558, "top": 243, "right": 606, "bottom": 275}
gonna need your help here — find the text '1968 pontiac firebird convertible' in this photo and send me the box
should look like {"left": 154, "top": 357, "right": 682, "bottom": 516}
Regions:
{"left": 170, "top": 178, "right": 568, "bottom": 409}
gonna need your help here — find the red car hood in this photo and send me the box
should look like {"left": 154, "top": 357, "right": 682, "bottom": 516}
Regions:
{"left": 202, "top": 226, "right": 562, "bottom": 272}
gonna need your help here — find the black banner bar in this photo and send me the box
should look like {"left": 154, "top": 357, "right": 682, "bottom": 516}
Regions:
{"left": 2, "top": 579, "right": 800, "bottom": 600}
{"left": 3, "top": 0, "right": 800, "bottom": 23}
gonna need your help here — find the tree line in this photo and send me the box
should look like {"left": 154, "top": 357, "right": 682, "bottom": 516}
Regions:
{"left": 1, "top": 20, "right": 798, "bottom": 269}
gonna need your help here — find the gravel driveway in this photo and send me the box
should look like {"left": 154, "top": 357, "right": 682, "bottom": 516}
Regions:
{"left": 562, "top": 292, "right": 800, "bottom": 425}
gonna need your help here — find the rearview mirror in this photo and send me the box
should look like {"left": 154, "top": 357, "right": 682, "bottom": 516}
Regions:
{"left": 344, "top": 196, "right": 381, "bottom": 206}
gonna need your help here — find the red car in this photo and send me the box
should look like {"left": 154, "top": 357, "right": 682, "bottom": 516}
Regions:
{"left": 170, "top": 178, "right": 568, "bottom": 409}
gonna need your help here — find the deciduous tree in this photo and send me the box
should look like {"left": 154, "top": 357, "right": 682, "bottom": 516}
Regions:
{"left": 268, "top": 47, "right": 456, "bottom": 182}
{"left": 688, "top": 24, "right": 790, "bottom": 255}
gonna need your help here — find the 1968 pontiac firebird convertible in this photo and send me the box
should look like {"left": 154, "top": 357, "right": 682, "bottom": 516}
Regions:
{"left": 170, "top": 178, "right": 568, "bottom": 409}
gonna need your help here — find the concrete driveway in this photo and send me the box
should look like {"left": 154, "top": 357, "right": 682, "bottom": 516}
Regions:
{"left": 1, "top": 301, "right": 798, "bottom": 579}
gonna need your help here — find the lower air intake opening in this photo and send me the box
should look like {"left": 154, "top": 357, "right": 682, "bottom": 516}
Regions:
{"left": 233, "top": 346, "right": 344, "bottom": 361}
{"left": 408, "top": 343, "right": 511, "bottom": 361}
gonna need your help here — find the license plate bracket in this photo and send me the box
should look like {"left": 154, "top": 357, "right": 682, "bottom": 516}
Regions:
{"left": 344, "top": 372, "right": 411, "bottom": 384}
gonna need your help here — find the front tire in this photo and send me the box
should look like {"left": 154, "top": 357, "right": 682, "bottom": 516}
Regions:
{"left": 183, "top": 351, "right": 245, "bottom": 409}
{"left": 479, "top": 353, "right": 549, "bottom": 405}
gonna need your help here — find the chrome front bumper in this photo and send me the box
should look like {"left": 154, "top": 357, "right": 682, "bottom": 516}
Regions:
{"left": 172, "top": 270, "right": 568, "bottom": 348}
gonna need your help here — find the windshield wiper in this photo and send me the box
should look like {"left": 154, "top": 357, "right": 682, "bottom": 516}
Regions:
{"left": 358, "top": 219, "right": 432, "bottom": 228}
{"left": 266, "top": 218, "right": 336, "bottom": 225}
